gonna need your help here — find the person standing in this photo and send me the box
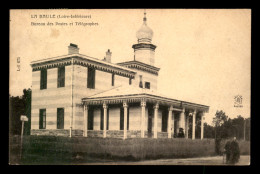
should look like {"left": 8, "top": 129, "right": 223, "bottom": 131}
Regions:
{"left": 229, "top": 137, "right": 240, "bottom": 164}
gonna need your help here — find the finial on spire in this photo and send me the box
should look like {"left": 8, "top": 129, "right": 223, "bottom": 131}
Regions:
{"left": 143, "top": 9, "right": 147, "bottom": 24}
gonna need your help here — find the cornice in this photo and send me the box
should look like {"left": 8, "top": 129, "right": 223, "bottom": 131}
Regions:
{"left": 117, "top": 61, "right": 160, "bottom": 75}
{"left": 82, "top": 93, "right": 209, "bottom": 112}
{"left": 132, "top": 43, "right": 157, "bottom": 50}
{"left": 31, "top": 55, "right": 136, "bottom": 79}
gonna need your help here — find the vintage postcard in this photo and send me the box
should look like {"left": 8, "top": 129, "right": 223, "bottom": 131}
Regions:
{"left": 9, "top": 9, "right": 251, "bottom": 165}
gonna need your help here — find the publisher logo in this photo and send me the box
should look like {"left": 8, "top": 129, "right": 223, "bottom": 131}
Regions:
{"left": 234, "top": 95, "right": 243, "bottom": 107}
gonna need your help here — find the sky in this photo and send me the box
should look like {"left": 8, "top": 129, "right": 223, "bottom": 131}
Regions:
{"left": 9, "top": 9, "right": 251, "bottom": 125}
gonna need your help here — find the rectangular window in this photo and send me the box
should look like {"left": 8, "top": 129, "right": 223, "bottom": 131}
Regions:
{"left": 57, "top": 66, "right": 65, "bottom": 88}
{"left": 107, "top": 108, "right": 109, "bottom": 130}
{"left": 129, "top": 78, "right": 132, "bottom": 85}
{"left": 112, "top": 73, "right": 115, "bottom": 86}
{"left": 127, "top": 107, "right": 129, "bottom": 130}
{"left": 120, "top": 107, "right": 129, "bottom": 130}
{"left": 100, "top": 107, "right": 104, "bottom": 130}
{"left": 139, "top": 75, "right": 143, "bottom": 88}
{"left": 87, "top": 67, "right": 95, "bottom": 89}
{"left": 57, "top": 108, "right": 64, "bottom": 129}
{"left": 100, "top": 107, "right": 109, "bottom": 130}
{"left": 145, "top": 82, "right": 150, "bottom": 89}
{"left": 39, "top": 109, "right": 46, "bottom": 129}
{"left": 120, "top": 107, "right": 123, "bottom": 130}
{"left": 40, "top": 69, "right": 47, "bottom": 90}
{"left": 88, "top": 108, "right": 94, "bottom": 130}
{"left": 162, "top": 110, "right": 167, "bottom": 132}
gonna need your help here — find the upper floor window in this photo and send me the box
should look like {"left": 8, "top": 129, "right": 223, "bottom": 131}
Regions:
{"left": 57, "top": 108, "right": 64, "bottom": 129}
{"left": 139, "top": 75, "right": 143, "bottom": 88}
{"left": 87, "top": 67, "right": 95, "bottom": 89}
{"left": 57, "top": 66, "right": 65, "bottom": 88}
{"left": 112, "top": 73, "right": 115, "bottom": 86}
{"left": 129, "top": 78, "right": 132, "bottom": 85}
{"left": 39, "top": 109, "right": 46, "bottom": 129}
{"left": 40, "top": 69, "right": 47, "bottom": 90}
{"left": 145, "top": 82, "right": 150, "bottom": 89}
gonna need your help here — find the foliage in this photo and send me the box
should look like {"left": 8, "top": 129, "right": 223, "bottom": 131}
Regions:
{"left": 204, "top": 123, "right": 215, "bottom": 138}
{"left": 213, "top": 110, "right": 228, "bottom": 128}
{"left": 9, "top": 89, "right": 31, "bottom": 135}
{"left": 211, "top": 111, "right": 250, "bottom": 140}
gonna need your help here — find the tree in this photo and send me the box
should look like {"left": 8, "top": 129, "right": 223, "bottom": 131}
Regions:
{"left": 22, "top": 88, "right": 31, "bottom": 135}
{"left": 213, "top": 110, "right": 228, "bottom": 155}
{"left": 232, "top": 115, "right": 245, "bottom": 140}
{"left": 244, "top": 118, "right": 250, "bottom": 141}
{"left": 204, "top": 123, "right": 215, "bottom": 138}
{"left": 213, "top": 110, "right": 228, "bottom": 139}
{"left": 9, "top": 89, "right": 31, "bottom": 135}
{"left": 221, "top": 118, "right": 233, "bottom": 139}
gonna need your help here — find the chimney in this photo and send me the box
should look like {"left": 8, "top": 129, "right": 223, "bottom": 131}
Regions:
{"left": 105, "top": 49, "right": 112, "bottom": 63}
{"left": 68, "top": 43, "right": 79, "bottom": 54}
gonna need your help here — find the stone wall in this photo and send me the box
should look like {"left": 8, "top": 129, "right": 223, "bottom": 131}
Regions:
{"left": 127, "top": 130, "right": 141, "bottom": 138}
{"left": 144, "top": 131, "right": 154, "bottom": 138}
{"left": 31, "top": 129, "right": 83, "bottom": 137}
{"left": 87, "top": 130, "right": 142, "bottom": 138}
{"left": 87, "top": 130, "right": 103, "bottom": 138}
{"left": 31, "top": 129, "right": 168, "bottom": 139}
{"left": 157, "top": 132, "right": 168, "bottom": 138}
{"left": 107, "top": 130, "right": 124, "bottom": 138}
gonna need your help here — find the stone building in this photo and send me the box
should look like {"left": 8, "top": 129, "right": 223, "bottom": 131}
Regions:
{"left": 30, "top": 12, "right": 209, "bottom": 139}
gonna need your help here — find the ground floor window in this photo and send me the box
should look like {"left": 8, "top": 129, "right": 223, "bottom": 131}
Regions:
{"left": 162, "top": 110, "right": 168, "bottom": 132}
{"left": 120, "top": 107, "right": 129, "bottom": 130}
{"left": 88, "top": 108, "right": 94, "bottom": 130}
{"left": 39, "top": 109, "right": 46, "bottom": 129}
{"left": 100, "top": 107, "right": 109, "bottom": 130}
{"left": 57, "top": 108, "right": 64, "bottom": 129}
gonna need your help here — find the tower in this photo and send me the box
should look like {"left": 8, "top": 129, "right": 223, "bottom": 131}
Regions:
{"left": 132, "top": 11, "right": 157, "bottom": 66}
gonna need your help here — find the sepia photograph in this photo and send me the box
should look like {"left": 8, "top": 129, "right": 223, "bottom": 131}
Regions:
{"left": 9, "top": 9, "right": 251, "bottom": 165}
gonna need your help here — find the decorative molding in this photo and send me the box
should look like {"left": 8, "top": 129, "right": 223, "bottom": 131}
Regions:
{"left": 153, "top": 103, "right": 159, "bottom": 110}
{"left": 123, "top": 101, "right": 128, "bottom": 108}
{"left": 140, "top": 100, "right": 146, "bottom": 107}
{"left": 31, "top": 56, "right": 136, "bottom": 79}
{"left": 103, "top": 103, "right": 108, "bottom": 109}
{"left": 117, "top": 60, "right": 160, "bottom": 75}
{"left": 132, "top": 43, "right": 157, "bottom": 50}
{"left": 82, "top": 93, "right": 209, "bottom": 112}
{"left": 168, "top": 105, "right": 173, "bottom": 111}
{"left": 32, "top": 58, "right": 72, "bottom": 71}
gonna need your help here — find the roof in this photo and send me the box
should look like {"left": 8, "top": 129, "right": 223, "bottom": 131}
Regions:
{"left": 82, "top": 85, "right": 209, "bottom": 112}
{"left": 30, "top": 53, "right": 136, "bottom": 73}
{"left": 30, "top": 53, "right": 137, "bottom": 78}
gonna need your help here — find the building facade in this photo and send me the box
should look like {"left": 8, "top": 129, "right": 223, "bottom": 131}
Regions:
{"left": 30, "top": 12, "right": 209, "bottom": 139}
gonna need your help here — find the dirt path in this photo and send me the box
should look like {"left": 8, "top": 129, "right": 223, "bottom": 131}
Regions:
{"left": 81, "top": 155, "right": 250, "bottom": 165}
